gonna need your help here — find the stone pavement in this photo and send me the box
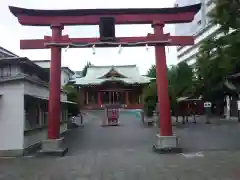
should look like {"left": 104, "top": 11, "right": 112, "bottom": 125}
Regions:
{"left": 174, "top": 115, "right": 240, "bottom": 152}
{"left": 1, "top": 111, "right": 240, "bottom": 179}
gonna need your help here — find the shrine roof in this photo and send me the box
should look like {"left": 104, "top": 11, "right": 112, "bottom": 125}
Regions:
{"left": 73, "top": 65, "right": 154, "bottom": 86}
{"left": 9, "top": 4, "right": 201, "bottom": 17}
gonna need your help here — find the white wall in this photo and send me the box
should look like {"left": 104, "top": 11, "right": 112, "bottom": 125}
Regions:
{"left": 0, "top": 79, "right": 70, "bottom": 155}
{"left": 61, "top": 69, "right": 71, "bottom": 86}
{"left": 23, "top": 81, "right": 67, "bottom": 101}
{"left": 34, "top": 61, "right": 50, "bottom": 68}
{"left": 34, "top": 61, "right": 72, "bottom": 87}
{"left": 0, "top": 82, "right": 25, "bottom": 152}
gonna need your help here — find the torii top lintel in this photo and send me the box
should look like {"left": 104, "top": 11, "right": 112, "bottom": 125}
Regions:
{"left": 9, "top": 3, "right": 201, "bottom": 26}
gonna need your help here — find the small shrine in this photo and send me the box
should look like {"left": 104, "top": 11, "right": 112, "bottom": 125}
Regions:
{"left": 73, "top": 65, "right": 153, "bottom": 109}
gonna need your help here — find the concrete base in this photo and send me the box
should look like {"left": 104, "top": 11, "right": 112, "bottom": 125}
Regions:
{"left": 23, "top": 142, "right": 42, "bottom": 156}
{"left": 38, "top": 137, "right": 68, "bottom": 156}
{"left": 153, "top": 134, "right": 182, "bottom": 154}
{"left": 0, "top": 149, "right": 23, "bottom": 157}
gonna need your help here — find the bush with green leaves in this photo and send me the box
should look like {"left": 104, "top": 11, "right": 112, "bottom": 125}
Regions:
{"left": 142, "top": 82, "right": 157, "bottom": 117}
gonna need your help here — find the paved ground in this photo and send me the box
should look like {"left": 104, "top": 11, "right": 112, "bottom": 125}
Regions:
{"left": 174, "top": 115, "right": 240, "bottom": 152}
{"left": 1, "top": 111, "right": 240, "bottom": 179}
{"left": 64, "top": 111, "right": 155, "bottom": 155}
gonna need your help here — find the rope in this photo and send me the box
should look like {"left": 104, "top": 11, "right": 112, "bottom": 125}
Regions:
{"left": 44, "top": 39, "right": 172, "bottom": 47}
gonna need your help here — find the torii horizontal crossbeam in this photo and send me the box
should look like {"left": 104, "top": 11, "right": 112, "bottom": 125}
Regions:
{"left": 20, "top": 35, "right": 194, "bottom": 49}
{"left": 14, "top": 13, "right": 195, "bottom": 26}
{"left": 9, "top": 4, "right": 201, "bottom": 25}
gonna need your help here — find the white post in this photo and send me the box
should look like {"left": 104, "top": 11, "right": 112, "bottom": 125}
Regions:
{"left": 237, "top": 98, "right": 240, "bottom": 122}
{"left": 226, "top": 95, "right": 230, "bottom": 120}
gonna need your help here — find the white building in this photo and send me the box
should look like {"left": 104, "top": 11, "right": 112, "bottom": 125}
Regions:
{"left": 0, "top": 57, "right": 75, "bottom": 156}
{"left": 175, "top": 0, "right": 218, "bottom": 65}
{"left": 33, "top": 60, "right": 75, "bottom": 87}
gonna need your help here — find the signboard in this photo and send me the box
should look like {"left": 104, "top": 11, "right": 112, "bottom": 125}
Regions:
{"left": 204, "top": 102, "right": 212, "bottom": 108}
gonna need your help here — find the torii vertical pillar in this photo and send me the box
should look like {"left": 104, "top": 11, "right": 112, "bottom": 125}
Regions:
{"left": 41, "top": 24, "right": 68, "bottom": 156}
{"left": 152, "top": 22, "right": 181, "bottom": 153}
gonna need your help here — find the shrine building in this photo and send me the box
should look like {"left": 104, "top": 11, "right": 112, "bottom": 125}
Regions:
{"left": 72, "top": 65, "right": 154, "bottom": 110}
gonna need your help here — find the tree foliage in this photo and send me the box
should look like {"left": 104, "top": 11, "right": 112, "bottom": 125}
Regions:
{"left": 143, "top": 62, "right": 194, "bottom": 116}
{"left": 168, "top": 62, "right": 194, "bottom": 113}
{"left": 169, "top": 62, "right": 194, "bottom": 97}
{"left": 195, "top": 0, "right": 240, "bottom": 101}
{"left": 147, "top": 64, "right": 156, "bottom": 78}
{"left": 211, "top": 0, "right": 240, "bottom": 32}
{"left": 63, "top": 84, "right": 79, "bottom": 103}
{"left": 62, "top": 84, "right": 79, "bottom": 116}
{"left": 82, "top": 61, "right": 92, "bottom": 77}
{"left": 143, "top": 82, "right": 157, "bottom": 117}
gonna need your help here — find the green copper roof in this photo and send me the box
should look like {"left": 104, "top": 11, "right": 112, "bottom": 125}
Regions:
{"left": 73, "top": 65, "right": 154, "bottom": 85}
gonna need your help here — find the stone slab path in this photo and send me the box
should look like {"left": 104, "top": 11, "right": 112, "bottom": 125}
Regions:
{"left": 1, "top": 111, "right": 240, "bottom": 179}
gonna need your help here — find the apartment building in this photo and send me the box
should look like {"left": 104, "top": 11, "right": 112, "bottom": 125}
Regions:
{"left": 175, "top": 0, "right": 218, "bottom": 65}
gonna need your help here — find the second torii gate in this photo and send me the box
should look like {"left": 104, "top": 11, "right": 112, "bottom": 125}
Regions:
{"left": 9, "top": 3, "right": 201, "bottom": 155}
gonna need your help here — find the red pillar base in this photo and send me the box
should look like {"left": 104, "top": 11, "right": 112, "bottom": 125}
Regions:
{"left": 153, "top": 134, "right": 182, "bottom": 154}
{"left": 39, "top": 137, "right": 68, "bottom": 156}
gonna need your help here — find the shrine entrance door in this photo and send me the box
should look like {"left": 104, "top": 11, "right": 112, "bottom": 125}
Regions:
{"left": 102, "top": 91, "right": 125, "bottom": 105}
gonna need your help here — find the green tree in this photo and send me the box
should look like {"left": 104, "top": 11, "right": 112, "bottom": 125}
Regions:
{"left": 143, "top": 82, "right": 157, "bottom": 117}
{"left": 167, "top": 62, "right": 194, "bottom": 113}
{"left": 143, "top": 64, "right": 157, "bottom": 116}
{"left": 82, "top": 61, "right": 92, "bottom": 77}
{"left": 143, "top": 62, "right": 194, "bottom": 116}
{"left": 63, "top": 84, "right": 79, "bottom": 116}
{"left": 147, "top": 64, "right": 156, "bottom": 78}
{"left": 211, "top": 0, "right": 240, "bottom": 32}
{"left": 63, "top": 84, "right": 78, "bottom": 103}
{"left": 195, "top": 0, "right": 240, "bottom": 101}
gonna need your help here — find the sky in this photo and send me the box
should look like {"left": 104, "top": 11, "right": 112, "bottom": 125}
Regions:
{"left": 0, "top": 0, "right": 178, "bottom": 74}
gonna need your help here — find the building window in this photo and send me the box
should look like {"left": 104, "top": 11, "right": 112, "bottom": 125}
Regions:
{"left": 0, "top": 65, "right": 12, "bottom": 77}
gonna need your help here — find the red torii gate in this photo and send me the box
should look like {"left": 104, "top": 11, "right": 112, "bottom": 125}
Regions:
{"left": 9, "top": 4, "right": 201, "bottom": 154}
